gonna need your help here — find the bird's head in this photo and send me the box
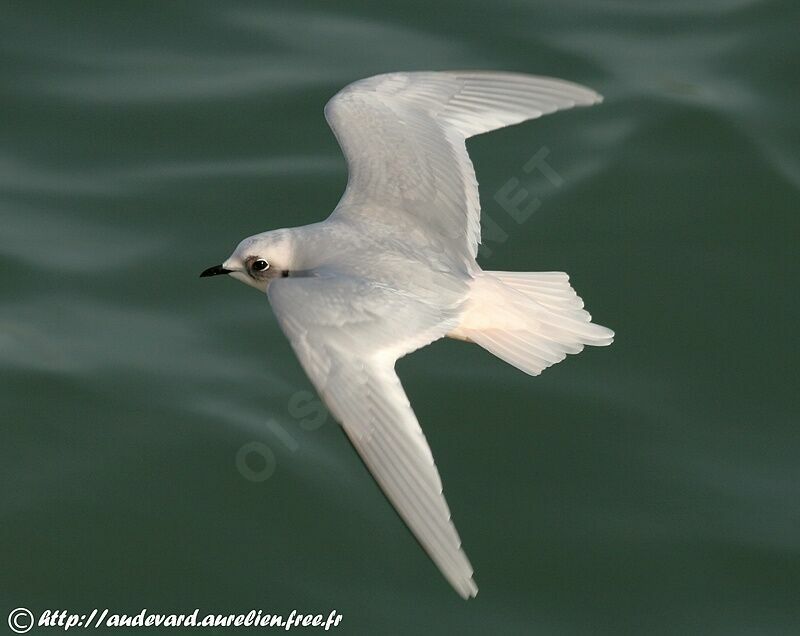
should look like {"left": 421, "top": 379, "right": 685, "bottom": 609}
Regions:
{"left": 200, "top": 230, "right": 292, "bottom": 292}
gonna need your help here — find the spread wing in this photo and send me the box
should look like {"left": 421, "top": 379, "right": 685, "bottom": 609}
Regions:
{"left": 324, "top": 71, "right": 602, "bottom": 265}
{"left": 267, "top": 275, "right": 478, "bottom": 598}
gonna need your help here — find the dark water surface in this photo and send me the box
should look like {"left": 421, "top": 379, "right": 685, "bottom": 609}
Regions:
{"left": 2, "top": 1, "right": 799, "bottom": 634}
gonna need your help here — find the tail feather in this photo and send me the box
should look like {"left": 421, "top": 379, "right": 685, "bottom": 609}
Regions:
{"left": 450, "top": 271, "right": 613, "bottom": 376}
{"left": 493, "top": 271, "right": 590, "bottom": 319}
{"left": 470, "top": 329, "right": 567, "bottom": 376}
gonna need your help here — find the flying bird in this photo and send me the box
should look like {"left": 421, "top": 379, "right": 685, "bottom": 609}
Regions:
{"left": 201, "top": 71, "right": 613, "bottom": 598}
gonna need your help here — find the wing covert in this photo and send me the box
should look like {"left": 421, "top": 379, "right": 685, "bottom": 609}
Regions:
{"left": 324, "top": 71, "right": 602, "bottom": 264}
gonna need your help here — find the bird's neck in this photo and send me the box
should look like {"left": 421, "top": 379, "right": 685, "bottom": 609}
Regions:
{"left": 280, "top": 221, "right": 345, "bottom": 273}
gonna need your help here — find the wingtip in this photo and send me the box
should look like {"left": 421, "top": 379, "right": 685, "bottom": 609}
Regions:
{"left": 579, "top": 88, "right": 603, "bottom": 106}
{"left": 454, "top": 576, "right": 479, "bottom": 600}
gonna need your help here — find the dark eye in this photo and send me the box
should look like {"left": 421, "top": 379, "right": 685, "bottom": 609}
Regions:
{"left": 252, "top": 259, "right": 270, "bottom": 272}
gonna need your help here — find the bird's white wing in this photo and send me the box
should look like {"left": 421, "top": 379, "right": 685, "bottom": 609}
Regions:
{"left": 267, "top": 274, "right": 478, "bottom": 598}
{"left": 325, "top": 71, "right": 602, "bottom": 265}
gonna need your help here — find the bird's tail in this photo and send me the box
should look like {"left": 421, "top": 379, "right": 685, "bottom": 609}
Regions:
{"left": 449, "top": 271, "right": 613, "bottom": 376}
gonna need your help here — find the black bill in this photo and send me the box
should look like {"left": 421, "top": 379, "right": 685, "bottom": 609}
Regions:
{"left": 199, "top": 264, "right": 232, "bottom": 278}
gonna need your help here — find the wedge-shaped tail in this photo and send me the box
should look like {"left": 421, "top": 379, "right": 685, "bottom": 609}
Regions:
{"left": 451, "top": 271, "right": 613, "bottom": 376}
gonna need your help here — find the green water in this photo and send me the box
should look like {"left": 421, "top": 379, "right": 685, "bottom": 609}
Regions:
{"left": 2, "top": 1, "right": 799, "bottom": 634}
